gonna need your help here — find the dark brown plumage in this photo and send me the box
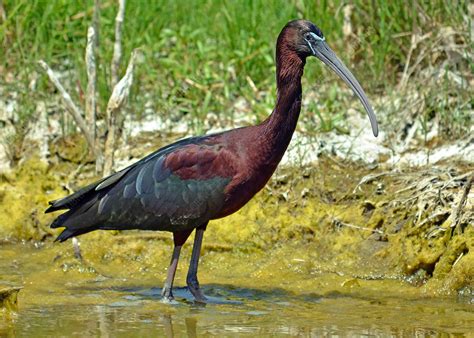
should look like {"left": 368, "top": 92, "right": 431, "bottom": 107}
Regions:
{"left": 47, "top": 19, "right": 378, "bottom": 303}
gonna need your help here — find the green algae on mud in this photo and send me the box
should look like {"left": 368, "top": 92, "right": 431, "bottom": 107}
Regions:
{"left": 0, "top": 150, "right": 472, "bottom": 297}
{"left": 0, "top": 159, "right": 62, "bottom": 241}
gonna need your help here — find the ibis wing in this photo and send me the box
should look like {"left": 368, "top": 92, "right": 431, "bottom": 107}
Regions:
{"left": 50, "top": 135, "right": 235, "bottom": 241}
{"left": 46, "top": 135, "right": 207, "bottom": 213}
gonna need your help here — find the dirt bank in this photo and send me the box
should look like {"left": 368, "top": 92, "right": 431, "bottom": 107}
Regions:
{"left": 0, "top": 137, "right": 472, "bottom": 297}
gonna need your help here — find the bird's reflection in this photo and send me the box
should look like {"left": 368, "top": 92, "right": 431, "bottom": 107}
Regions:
{"left": 161, "top": 314, "right": 174, "bottom": 337}
{"left": 159, "top": 313, "right": 198, "bottom": 338}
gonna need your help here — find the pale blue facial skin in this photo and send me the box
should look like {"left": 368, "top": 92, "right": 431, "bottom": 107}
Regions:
{"left": 310, "top": 32, "right": 325, "bottom": 41}
{"left": 304, "top": 32, "right": 325, "bottom": 55}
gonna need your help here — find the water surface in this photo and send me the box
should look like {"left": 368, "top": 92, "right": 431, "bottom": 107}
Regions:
{"left": 1, "top": 243, "right": 473, "bottom": 336}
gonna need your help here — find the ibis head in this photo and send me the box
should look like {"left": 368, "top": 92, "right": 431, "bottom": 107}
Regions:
{"left": 282, "top": 20, "right": 379, "bottom": 137}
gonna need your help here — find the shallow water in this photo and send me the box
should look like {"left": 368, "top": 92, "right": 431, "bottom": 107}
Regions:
{"left": 1, "top": 243, "right": 473, "bottom": 337}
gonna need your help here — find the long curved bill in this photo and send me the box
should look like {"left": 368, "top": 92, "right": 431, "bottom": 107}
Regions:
{"left": 310, "top": 40, "right": 379, "bottom": 137}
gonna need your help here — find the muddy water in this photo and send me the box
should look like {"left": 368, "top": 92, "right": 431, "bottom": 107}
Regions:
{"left": 1, "top": 243, "right": 473, "bottom": 337}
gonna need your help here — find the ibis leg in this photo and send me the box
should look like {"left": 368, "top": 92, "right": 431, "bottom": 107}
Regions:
{"left": 186, "top": 226, "right": 207, "bottom": 303}
{"left": 161, "top": 230, "right": 193, "bottom": 302}
{"left": 161, "top": 245, "right": 182, "bottom": 301}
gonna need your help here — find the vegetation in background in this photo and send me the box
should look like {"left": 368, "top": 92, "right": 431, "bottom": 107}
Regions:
{"left": 0, "top": 0, "right": 472, "bottom": 143}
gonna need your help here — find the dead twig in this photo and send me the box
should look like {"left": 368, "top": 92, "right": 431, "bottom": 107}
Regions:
{"left": 418, "top": 210, "right": 450, "bottom": 227}
{"left": 103, "top": 49, "right": 139, "bottom": 175}
{"left": 103, "top": 0, "right": 127, "bottom": 175}
{"left": 452, "top": 251, "right": 464, "bottom": 267}
{"left": 333, "top": 218, "right": 384, "bottom": 235}
{"left": 440, "top": 172, "right": 472, "bottom": 190}
{"left": 342, "top": 4, "right": 354, "bottom": 40}
{"left": 451, "top": 172, "right": 473, "bottom": 235}
{"left": 85, "top": 26, "right": 97, "bottom": 146}
{"left": 398, "top": 31, "right": 432, "bottom": 91}
{"left": 72, "top": 237, "right": 83, "bottom": 261}
{"left": 85, "top": 25, "right": 103, "bottom": 173}
{"left": 391, "top": 167, "right": 473, "bottom": 240}
{"left": 111, "top": 0, "right": 125, "bottom": 88}
{"left": 37, "top": 61, "right": 96, "bottom": 155}
{"left": 353, "top": 171, "right": 396, "bottom": 193}
{"left": 185, "top": 78, "right": 207, "bottom": 91}
{"left": 93, "top": 0, "right": 100, "bottom": 48}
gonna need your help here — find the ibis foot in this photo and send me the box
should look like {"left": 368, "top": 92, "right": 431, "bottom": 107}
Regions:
{"left": 161, "top": 282, "right": 174, "bottom": 302}
{"left": 187, "top": 277, "right": 208, "bottom": 303}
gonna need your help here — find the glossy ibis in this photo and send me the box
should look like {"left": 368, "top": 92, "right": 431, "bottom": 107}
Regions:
{"left": 46, "top": 20, "right": 378, "bottom": 303}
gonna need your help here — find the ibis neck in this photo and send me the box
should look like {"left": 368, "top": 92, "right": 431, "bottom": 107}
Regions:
{"left": 260, "top": 52, "right": 304, "bottom": 159}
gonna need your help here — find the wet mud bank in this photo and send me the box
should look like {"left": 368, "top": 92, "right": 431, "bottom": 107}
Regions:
{"left": 0, "top": 147, "right": 472, "bottom": 299}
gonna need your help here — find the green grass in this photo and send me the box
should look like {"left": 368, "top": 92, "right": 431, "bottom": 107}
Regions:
{"left": 0, "top": 0, "right": 472, "bottom": 139}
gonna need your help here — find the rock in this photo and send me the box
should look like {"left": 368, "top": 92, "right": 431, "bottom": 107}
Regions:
{"left": 0, "top": 286, "right": 22, "bottom": 312}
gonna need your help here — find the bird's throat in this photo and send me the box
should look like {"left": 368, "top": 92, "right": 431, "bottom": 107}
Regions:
{"left": 260, "top": 52, "right": 304, "bottom": 163}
